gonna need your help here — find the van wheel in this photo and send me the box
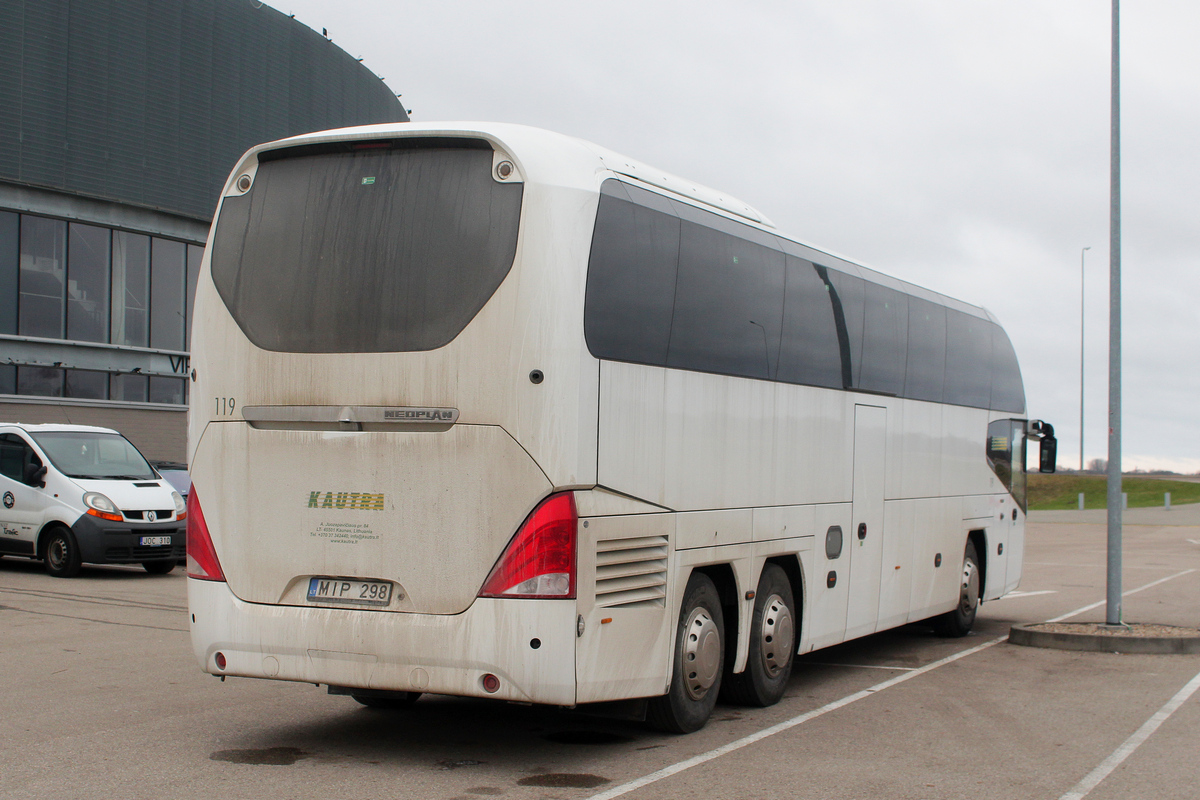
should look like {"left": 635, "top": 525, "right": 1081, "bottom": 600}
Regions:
{"left": 934, "top": 540, "right": 981, "bottom": 637}
{"left": 43, "top": 527, "right": 83, "bottom": 578}
{"left": 351, "top": 692, "right": 421, "bottom": 709}
{"left": 647, "top": 572, "right": 724, "bottom": 733}
{"left": 143, "top": 560, "right": 175, "bottom": 575}
{"left": 722, "top": 564, "right": 796, "bottom": 707}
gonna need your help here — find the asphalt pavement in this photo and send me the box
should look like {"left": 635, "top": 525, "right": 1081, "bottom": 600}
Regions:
{"left": 2, "top": 506, "right": 1198, "bottom": 800}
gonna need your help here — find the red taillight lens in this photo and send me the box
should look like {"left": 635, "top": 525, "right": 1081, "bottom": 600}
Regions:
{"left": 186, "top": 488, "right": 225, "bottom": 582}
{"left": 478, "top": 493, "right": 577, "bottom": 599}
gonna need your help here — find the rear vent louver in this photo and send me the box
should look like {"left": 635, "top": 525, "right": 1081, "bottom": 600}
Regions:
{"left": 594, "top": 534, "right": 668, "bottom": 609}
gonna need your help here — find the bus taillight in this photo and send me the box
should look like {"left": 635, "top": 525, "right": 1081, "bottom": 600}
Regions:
{"left": 186, "top": 489, "right": 226, "bottom": 582}
{"left": 478, "top": 493, "right": 577, "bottom": 599}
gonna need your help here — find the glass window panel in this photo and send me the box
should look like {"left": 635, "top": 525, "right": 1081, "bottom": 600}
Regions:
{"left": 858, "top": 284, "right": 908, "bottom": 396}
{"left": 110, "top": 373, "right": 149, "bottom": 402}
{"left": 151, "top": 238, "right": 186, "bottom": 350}
{"left": 16, "top": 366, "right": 64, "bottom": 397}
{"left": 149, "top": 376, "right": 185, "bottom": 404}
{"left": 19, "top": 216, "right": 66, "bottom": 339}
{"left": 776, "top": 258, "right": 843, "bottom": 389}
{"left": 0, "top": 211, "right": 17, "bottom": 335}
{"left": 583, "top": 181, "right": 680, "bottom": 366}
{"left": 822, "top": 268, "right": 865, "bottom": 389}
{"left": 0, "top": 364, "right": 15, "bottom": 395}
{"left": 66, "top": 223, "right": 111, "bottom": 343}
{"left": 186, "top": 243, "right": 202, "bottom": 349}
{"left": 903, "top": 298, "right": 946, "bottom": 402}
{"left": 666, "top": 210, "right": 785, "bottom": 380}
{"left": 210, "top": 141, "right": 522, "bottom": 353}
{"left": 64, "top": 369, "right": 108, "bottom": 400}
{"left": 111, "top": 231, "right": 149, "bottom": 347}
{"left": 943, "top": 310, "right": 992, "bottom": 408}
{"left": 986, "top": 418, "right": 1013, "bottom": 491}
{"left": 989, "top": 325, "right": 1026, "bottom": 413}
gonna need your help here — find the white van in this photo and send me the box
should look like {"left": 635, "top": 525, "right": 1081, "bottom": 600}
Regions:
{"left": 0, "top": 423, "right": 187, "bottom": 577}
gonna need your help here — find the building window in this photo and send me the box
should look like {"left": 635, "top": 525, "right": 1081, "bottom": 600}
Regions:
{"left": 111, "top": 230, "right": 151, "bottom": 347}
{"left": 67, "top": 223, "right": 112, "bottom": 343}
{"left": 2, "top": 210, "right": 200, "bottom": 405}
{"left": 151, "top": 238, "right": 187, "bottom": 350}
{"left": 17, "top": 366, "right": 64, "bottom": 397}
{"left": 19, "top": 216, "right": 67, "bottom": 339}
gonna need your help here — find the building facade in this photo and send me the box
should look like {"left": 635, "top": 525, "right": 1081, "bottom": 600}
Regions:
{"left": 0, "top": 0, "right": 407, "bottom": 460}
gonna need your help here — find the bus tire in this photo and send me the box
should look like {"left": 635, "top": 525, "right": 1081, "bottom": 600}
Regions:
{"left": 143, "top": 560, "right": 175, "bottom": 575}
{"left": 43, "top": 527, "right": 83, "bottom": 578}
{"left": 351, "top": 692, "right": 421, "bottom": 709}
{"left": 722, "top": 564, "right": 795, "bottom": 707}
{"left": 934, "top": 540, "right": 981, "bottom": 637}
{"left": 647, "top": 572, "right": 724, "bottom": 734}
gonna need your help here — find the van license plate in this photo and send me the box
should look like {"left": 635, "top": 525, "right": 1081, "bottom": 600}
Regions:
{"left": 307, "top": 577, "right": 393, "bottom": 606}
{"left": 140, "top": 536, "right": 172, "bottom": 546}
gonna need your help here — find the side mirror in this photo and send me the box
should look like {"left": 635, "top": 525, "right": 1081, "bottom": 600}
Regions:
{"left": 23, "top": 463, "right": 47, "bottom": 488}
{"left": 1039, "top": 435, "right": 1057, "bottom": 474}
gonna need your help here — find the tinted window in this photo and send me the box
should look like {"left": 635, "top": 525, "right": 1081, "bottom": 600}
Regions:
{"left": 904, "top": 297, "right": 946, "bottom": 402}
{"left": 151, "top": 238, "right": 187, "bottom": 351}
{"left": 986, "top": 418, "right": 1013, "bottom": 490}
{"left": 19, "top": 216, "right": 66, "bottom": 339}
{"left": 776, "top": 258, "right": 843, "bottom": 389}
{"left": 823, "top": 268, "right": 865, "bottom": 388}
{"left": 66, "top": 223, "right": 111, "bottom": 343}
{"left": 211, "top": 139, "right": 523, "bottom": 353}
{"left": 666, "top": 203, "right": 785, "bottom": 380}
{"left": 65, "top": 370, "right": 108, "bottom": 400}
{"left": 990, "top": 326, "right": 1025, "bottom": 413}
{"left": 0, "top": 365, "right": 14, "bottom": 395}
{"left": 584, "top": 181, "right": 679, "bottom": 365}
{"left": 0, "top": 211, "right": 17, "bottom": 335}
{"left": 944, "top": 310, "right": 992, "bottom": 408}
{"left": 859, "top": 283, "right": 908, "bottom": 396}
{"left": 0, "top": 434, "right": 37, "bottom": 482}
{"left": 110, "top": 373, "right": 148, "bottom": 402}
{"left": 583, "top": 181, "right": 1023, "bottom": 412}
{"left": 17, "top": 366, "right": 63, "bottom": 397}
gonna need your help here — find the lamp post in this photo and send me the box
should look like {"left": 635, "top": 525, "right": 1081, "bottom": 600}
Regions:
{"left": 1080, "top": 245, "right": 1090, "bottom": 472}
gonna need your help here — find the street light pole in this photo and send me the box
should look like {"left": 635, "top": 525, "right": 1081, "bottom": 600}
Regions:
{"left": 1081, "top": 245, "right": 1090, "bottom": 472}
{"left": 1106, "top": 0, "right": 1123, "bottom": 626}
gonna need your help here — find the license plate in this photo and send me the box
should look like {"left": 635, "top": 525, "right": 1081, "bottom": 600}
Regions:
{"left": 307, "top": 577, "right": 393, "bottom": 606}
{"left": 140, "top": 536, "right": 172, "bottom": 547}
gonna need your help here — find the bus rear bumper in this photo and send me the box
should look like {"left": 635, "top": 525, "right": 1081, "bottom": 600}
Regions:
{"left": 187, "top": 578, "right": 577, "bottom": 705}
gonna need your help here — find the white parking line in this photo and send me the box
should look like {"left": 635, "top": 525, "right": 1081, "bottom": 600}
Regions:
{"left": 584, "top": 569, "right": 1199, "bottom": 800}
{"left": 1001, "top": 590, "right": 1058, "bottom": 599}
{"left": 1058, "top": 666, "right": 1200, "bottom": 800}
{"left": 803, "top": 662, "right": 917, "bottom": 672}
{"left": 1047, "top": 569, "right": 1196, "bottom": 623}
{"left": 584, "top": 636, "right": 1006, "bottom": 800}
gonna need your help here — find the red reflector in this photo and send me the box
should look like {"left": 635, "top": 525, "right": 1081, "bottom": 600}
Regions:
{"left": 215, "top": 651, "right": 226, "bottom": 670}
{"left": 186, "top": 489, "right": 226, "bottom": 582}
{"left": 481, "top": 673, "right": 500, "bottom": 693}
{"left": 478, "top": 493, "right": 577, "bottom": 599}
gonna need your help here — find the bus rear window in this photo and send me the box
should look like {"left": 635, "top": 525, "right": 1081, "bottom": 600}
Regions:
{"left": 210, "top": 139, "right": 522, "bottom": 353}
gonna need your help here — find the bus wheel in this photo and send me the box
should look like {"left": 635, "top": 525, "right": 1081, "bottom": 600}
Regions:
{"left": 142, "top": 560, "right": 175, "bottom": 575}
{"left": 722, "top": 564, "right": 795, "bottom": 707}
{"left": 43, "top": 527, "right": 83, "bottom": 578}
{"left": 351, "top": 692, "right": 421, "bottom": 709}
{"left": 647, "top": 572, "right": 724, "bottom": 733}
{"left": 934, "top": 540, "right": 981, "bottom": 637}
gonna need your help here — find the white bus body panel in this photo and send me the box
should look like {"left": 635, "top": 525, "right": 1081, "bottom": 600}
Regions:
{"left": 188, "top": 578, "right": 576, "bottom": 704}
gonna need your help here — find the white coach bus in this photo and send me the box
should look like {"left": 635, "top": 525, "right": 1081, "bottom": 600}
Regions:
{"left": 187, "top": 122, "right": 1056, "bottom": 733}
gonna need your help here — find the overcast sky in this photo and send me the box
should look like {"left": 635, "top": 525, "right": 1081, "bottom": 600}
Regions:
{"left": 273, "top": 0, "right": 1198, "bottom": 473}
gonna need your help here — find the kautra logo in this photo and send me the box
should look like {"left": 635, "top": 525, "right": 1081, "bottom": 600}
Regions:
{"left": 307, "top": 492, "right": 385, "bottom": 511}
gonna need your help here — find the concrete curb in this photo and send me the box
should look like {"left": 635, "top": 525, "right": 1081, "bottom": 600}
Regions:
{"left": 1009, "top": 623, "right": 1200, "bottom": 655}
